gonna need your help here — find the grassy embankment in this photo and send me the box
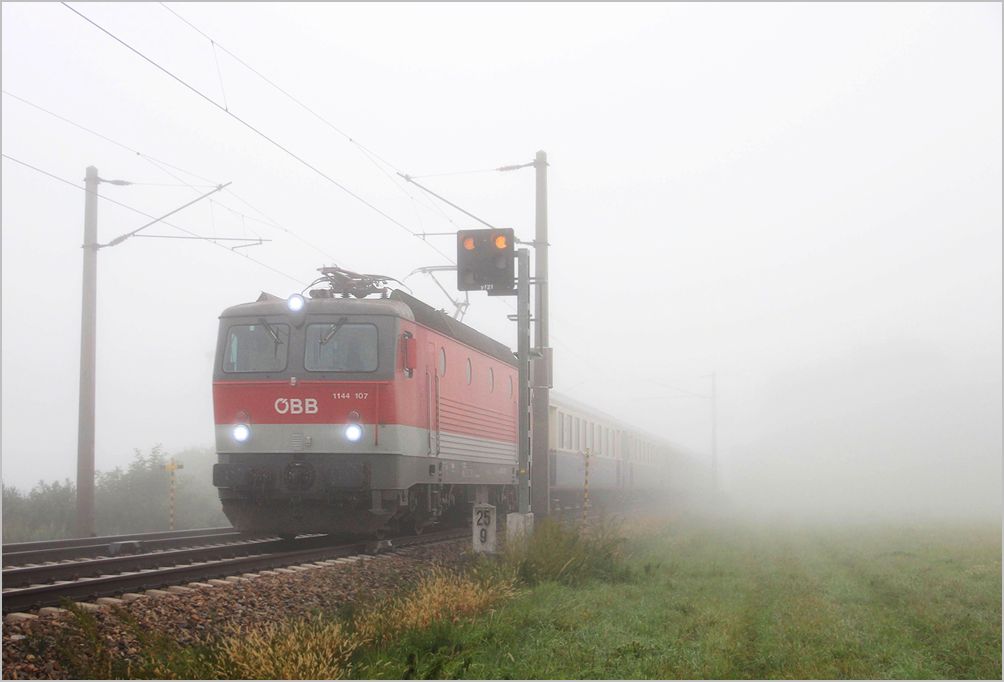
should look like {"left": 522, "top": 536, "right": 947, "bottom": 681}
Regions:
{"left": 43, "top": 516, "right": 1001, "bottom": 679}
{"left": 354, "top": 518, "right": 1001, "bottom": 680}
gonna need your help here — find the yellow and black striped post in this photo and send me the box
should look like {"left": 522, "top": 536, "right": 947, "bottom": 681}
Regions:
{"left": 161, "top": 458, "right": 184, "bottom": 531}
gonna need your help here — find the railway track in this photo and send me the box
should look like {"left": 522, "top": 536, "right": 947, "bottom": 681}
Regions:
{"left": 2, "top": 527, "right": 468, "bottom": 614}
{"left": 1, "top": 527, "right": 258, "bottom": 567}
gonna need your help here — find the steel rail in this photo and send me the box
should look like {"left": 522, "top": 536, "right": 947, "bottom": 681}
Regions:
{"left": 2, "top": 527, "right": 236, "bottom": 555}
{"left": 2, "top": 534, "right": 330, "bottom": 588}
{"left": 2, "top": 530, "right": 270, "bottom": 568}
{"left": 1, "top": 529, "right": 467, "bottom": 613}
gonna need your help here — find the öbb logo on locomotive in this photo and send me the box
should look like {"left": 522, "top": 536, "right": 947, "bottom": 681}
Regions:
{"left": 210, "top": 266, "right": 697, "bottom": 540}
{"left": 274, "top": 397, "right": 318, "bottom": 415}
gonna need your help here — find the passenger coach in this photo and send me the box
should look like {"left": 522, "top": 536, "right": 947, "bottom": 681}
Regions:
{"left": 547, "top": 393, "right": 701, "bottom": 510}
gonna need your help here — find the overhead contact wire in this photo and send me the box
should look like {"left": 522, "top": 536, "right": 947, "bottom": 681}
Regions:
{"left": 157, "top": 2, "right": 465, "bottom": 259}
{"left": 2, "top": 89, "right": 340, "bottom": 264}
{"left": 63, "top": 2, "right": 453, "bottom": 263}
{"left": 1, "top": 153, "right": 303, "bottom": 284}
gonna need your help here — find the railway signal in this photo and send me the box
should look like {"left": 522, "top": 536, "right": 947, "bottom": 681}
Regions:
{"left": 456, "top": 228, "right": 515, "bottom": 293}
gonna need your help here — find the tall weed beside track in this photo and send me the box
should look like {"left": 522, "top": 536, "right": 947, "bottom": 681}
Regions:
{"left": 501, "top": 517, "right": 630, "bottom": 585}
{"left": 214, "top": 617, "right": 359, "bottom": 680}
{"left": 211, "top": 569, "right": 516, "bottom": 680}
{"left": 355, "top": 568, "right": 517, "bottom": 643}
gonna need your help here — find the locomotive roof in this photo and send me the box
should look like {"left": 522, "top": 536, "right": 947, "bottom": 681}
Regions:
{"left": 219, "top": 293, "right": 417, "bottom": 320}
{"left": 219, "top": 290, "right": 517, "bottom": 368}
{"left": 390, "top": 290, "right": 517, "bottom": 368}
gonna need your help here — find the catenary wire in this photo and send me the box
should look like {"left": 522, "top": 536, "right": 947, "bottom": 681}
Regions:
{"left": 158, "top": 2, "right": 402, "bottom": 176}
{"left": 63, "top": 2, "right": 456, "bottom": 264}
{"left": 1, "top": 89, "right": 341, "bottom": 263}
{"left": 409, "top": 168, "right": 502, "bottom": 179}
{"left": 1, "top": 153, "right": 304, "bottom": 284}
{"left": 155, "top": 2, "right": 470, "bottom": 251}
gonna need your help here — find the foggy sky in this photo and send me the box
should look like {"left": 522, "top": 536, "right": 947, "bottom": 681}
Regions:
{"left": 2, "top": 2, "right": 1001, "bottom": 518}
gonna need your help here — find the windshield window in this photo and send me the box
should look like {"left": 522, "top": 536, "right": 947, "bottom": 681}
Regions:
{"left": 223, "top": 322, "right": 289, "bottom": 373}
{"left": 304, "top": 322, "right": 378, "bottom": 372}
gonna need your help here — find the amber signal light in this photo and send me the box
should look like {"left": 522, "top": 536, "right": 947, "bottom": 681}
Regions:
{"left": 493, "top": 234, "right": 508, "bottom": 249}
{"left": 463, "top": 236, "right": 476, "bottom": 251}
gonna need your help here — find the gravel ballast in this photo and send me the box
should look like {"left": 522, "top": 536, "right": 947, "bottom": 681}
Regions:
{"left": 2, "top": 539, "right": 472, "bottom": 679}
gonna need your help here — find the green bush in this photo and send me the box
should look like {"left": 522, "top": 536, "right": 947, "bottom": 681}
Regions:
{"left": 2, "top": 445, "right": 227, "bottom": 542}
{"left": 2, "top": 479, "right": 76, "bottom": 541}
{"left": 501, "top": 517, "right": 630, "bottom": 586}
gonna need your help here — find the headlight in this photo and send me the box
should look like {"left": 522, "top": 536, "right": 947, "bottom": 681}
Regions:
{"left": 344, "top": 423, "right": 363, "bottom": 442}
{"left": 232, "top": 424, "right": 251, "bottom": 443}
{"left": 287, "top": 294, "right": 305, "bottom": 312}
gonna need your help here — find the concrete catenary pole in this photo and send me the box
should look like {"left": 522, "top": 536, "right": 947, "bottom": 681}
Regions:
{"left": 517, "top": 248, "right": 531, "bottom": 514}
{"left": 76, "top": 166, "right": 98, "bottom": 537}
{"left": 70, "top": 173, "right": 223, "bottom": 538}
{"left": 530, "top": 150, "right": 551, "bottom": 517}
{"left": 711, "top": 371, "right": 718, "bottom": 491}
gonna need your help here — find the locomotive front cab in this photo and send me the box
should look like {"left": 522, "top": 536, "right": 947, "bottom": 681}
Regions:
{"left": 211, "top": 292, "right": 419, "bottom": 536}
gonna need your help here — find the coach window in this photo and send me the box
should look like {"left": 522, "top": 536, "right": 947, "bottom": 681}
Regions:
{"left": 488, "top": 367, "right": 495, "bottom": 392}
{"left": 465, "top": 358, "right": 472, "bottom": 385}
{"left": 573, "top": 417, "right": 580, "bottom": 451}
{"left": 439, "top": 347, "right": 446, "bottom": 376}
{"left": 223, "top": 323, "right": 289, "bottom": 373}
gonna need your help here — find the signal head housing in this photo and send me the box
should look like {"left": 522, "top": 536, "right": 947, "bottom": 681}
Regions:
{"left": 456, "top": 228, "right": 515, "bottom": 292}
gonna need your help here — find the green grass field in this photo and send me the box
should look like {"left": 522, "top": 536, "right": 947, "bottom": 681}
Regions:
{"left": 356, "top": 519, "right": 1002, "bottom": 679}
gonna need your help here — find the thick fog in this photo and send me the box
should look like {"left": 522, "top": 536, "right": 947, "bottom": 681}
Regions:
{"left": 2, "top": 3, "right": 1000, "bottom": 521}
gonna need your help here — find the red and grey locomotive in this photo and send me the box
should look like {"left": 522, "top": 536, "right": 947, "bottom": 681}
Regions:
{"left": 212, "top": 268, "right": 518, "bottom": 537}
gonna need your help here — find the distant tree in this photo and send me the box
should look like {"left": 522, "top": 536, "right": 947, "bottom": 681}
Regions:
{"left": 2, "top": 445, "right": 227, "bottom": 542}
{"left": 2, "top": 479, "right": 76, "bottom": 542}
{"left": 95, "top": 445, "right": 228, "bottom": 534}
{"left": 169, "top": 446, "right": 229, "bottom": 530}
